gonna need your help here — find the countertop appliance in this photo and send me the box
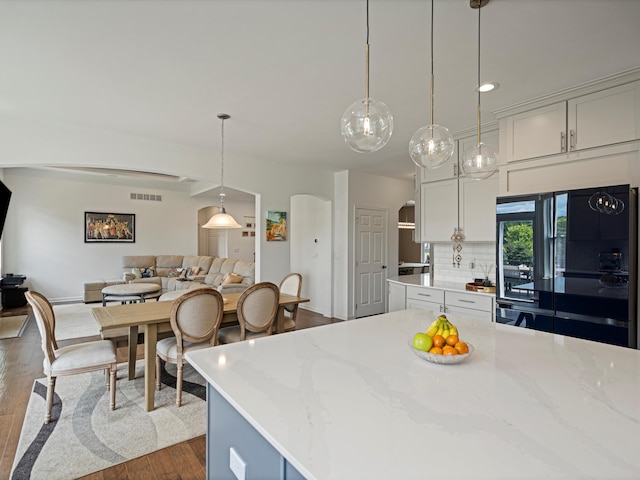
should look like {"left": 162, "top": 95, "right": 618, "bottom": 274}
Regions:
{"left": 495, "top": 184, "right": 637, "bottom": 348}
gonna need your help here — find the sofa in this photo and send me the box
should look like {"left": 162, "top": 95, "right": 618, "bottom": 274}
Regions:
{"left": 83, "top": 254, "right": 255, "bottom": 303}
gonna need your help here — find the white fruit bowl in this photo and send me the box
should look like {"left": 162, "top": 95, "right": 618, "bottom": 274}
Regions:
{"left": 407, "top": 340, "right": 475, "bottom": 365}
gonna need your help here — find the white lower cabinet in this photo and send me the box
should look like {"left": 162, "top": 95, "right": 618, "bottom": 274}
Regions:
{"left": 388, "top": 282, "right": 406, "bottom": 313}
{"left": 401, "top": 284, "right": 494, "bottom": 321}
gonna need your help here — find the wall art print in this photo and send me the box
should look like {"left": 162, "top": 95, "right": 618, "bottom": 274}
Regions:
{"left": 85, "top": 212, "right": 135, "bottom": 243}
{"left": 266, "top": 211, "right": 286, "bottom": 241}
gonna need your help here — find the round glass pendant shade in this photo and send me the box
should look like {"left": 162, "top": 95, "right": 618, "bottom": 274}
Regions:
{"left": 461, "top": 142, "right": 499, "bottom": 180}
{"left": 341, "top": 97, "right": 394, "bottom": 153}
{"left": 409, "top": 124, "right": 455, "bottom": 169}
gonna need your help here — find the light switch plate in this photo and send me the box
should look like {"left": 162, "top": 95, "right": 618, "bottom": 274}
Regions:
{"left": 230, "top": 447, "right": 246, "bottom": 480}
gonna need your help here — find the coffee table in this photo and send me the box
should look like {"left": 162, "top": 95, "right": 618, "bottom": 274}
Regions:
{"left": 101, "top": 283, "right": 162, "bottom": 306}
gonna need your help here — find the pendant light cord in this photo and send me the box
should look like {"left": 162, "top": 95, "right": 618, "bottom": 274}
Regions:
{"left": 429, "top": 0, "right": 434, "bottom": 126}
{"left": 476, "top": 4, "right": 482, "bottom": 146}
{"left": 365, "top": 0, "right": 370, "bottom": 114}
{"left": 219, "top": 117, "right": 226, "bottom": 212}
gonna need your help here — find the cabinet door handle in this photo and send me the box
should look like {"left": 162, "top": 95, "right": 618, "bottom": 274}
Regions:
{"left": 417, "top": 293, "right": 432, "bottom": 297}
{"left": 569, "top": 129, "right": 575, "bottom": 151}
{"left": 453, "top": 163, "right": 457, "bottom": 177}
{"left": 560, "top": 131, "right": 566, "bottom": 153}
{"left": 457, "top": 299, "right": 475, "bottom": 304}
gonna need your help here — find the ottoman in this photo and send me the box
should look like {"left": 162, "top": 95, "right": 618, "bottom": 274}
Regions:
{"left": 83, "top": 279, "right": 125, "bottom": 303}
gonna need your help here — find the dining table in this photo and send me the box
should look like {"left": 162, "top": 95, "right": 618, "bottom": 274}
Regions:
{"left": 91, "top": 291, "right": 309, "bottom": 411}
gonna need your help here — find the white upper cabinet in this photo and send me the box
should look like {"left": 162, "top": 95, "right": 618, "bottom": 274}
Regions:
{"left": 420, "top": 178, "right": 458, "bottom": 242}
{"left": 419, "top": 129, "right": 499, "bottom": 243}
{"left": 568, "top": 82, "right": 640, "bottom": 151}
{"left": 419, "top": 140, "right": 459, "bottom": 183}
{"left": 503, "top": 102, "right": 567, "bottom": 162}
{"left": 459, "top": 175, "right": 498, "bottom": 242}
{"left": 502, "top": 80, "right": 640, "bottom": 163}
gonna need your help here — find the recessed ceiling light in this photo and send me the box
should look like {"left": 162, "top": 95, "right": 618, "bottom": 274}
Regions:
{"left": 477, "top": 82, "right": 499, "bottom": 93}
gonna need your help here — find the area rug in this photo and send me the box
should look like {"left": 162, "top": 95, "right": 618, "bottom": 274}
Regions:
{"left": 10, "top": 360, "right": 206, "bottom": 480}
{"left": 0, "top": 315, "right": 29, "bottom": 339}
{"left": 52, "top": 303, "right": 115, "bottom": 340}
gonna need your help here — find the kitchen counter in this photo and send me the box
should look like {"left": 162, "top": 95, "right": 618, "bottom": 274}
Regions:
{"left": 388, "top": 273, "right": 495, "bottom": 298}
{"left": 186, "top": 309, "right": 640, "bottom": 479}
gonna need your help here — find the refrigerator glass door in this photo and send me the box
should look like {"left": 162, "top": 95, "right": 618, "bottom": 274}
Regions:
{"left": 496, "top": 193, "right": 554, "bottom": 310}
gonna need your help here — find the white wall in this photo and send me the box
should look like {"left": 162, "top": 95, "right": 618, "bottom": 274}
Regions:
{"left": 2, "top": 164, "right": 333, "bottom": 303}
{"left": 3, "top": 168, "right": 207, "bottom": 302}
{"left": 0, "top": 116, "right": 335, "bottom": 296}
{"left": 291, "top": 194, "right": 332, "bottom": 317}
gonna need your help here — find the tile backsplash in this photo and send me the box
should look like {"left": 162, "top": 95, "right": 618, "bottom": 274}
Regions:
{"left": 432, "top": 242, "right": 496, "bottom": 285}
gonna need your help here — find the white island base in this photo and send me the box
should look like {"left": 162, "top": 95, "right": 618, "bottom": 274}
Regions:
{"left": 186, "top": 309, "right": 640, "bottom": 480}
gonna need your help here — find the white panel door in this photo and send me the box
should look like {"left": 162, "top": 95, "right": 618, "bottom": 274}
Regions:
{"left": 355, "top": 208, "right": 386, "bottom": 318}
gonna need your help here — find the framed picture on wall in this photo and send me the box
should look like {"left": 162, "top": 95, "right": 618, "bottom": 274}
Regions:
{"left": 266, "top": 211, "right": 286, "bottom": 241}
{"left": 84, "top": 212, "right": 135, "bottom": 243}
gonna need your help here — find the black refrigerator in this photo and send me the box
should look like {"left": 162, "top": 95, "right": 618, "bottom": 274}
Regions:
{"left": 495, "top": 184, "right": 637, "bottom": 349}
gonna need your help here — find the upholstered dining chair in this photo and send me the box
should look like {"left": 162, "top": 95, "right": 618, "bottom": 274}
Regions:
{"left": 279, "top": 273, "right": 302, "bottom": 333}
{"left": 155, "top": 288, "right": 224, "bottom": 407}
{"left": 218, "top": 282, "right": 279, "bottom": 344}
{"left": 25, "top": 291, "right": 117, "bottom": 424}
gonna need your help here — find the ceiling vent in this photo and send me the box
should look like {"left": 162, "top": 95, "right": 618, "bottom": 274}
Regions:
{"left": 130, "top": 193, "right": 162, "bottom": 202}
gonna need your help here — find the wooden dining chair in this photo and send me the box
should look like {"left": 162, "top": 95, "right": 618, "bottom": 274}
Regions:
{"left": 155, "top": 288, "right": 224, "bottom": 407}
{"left": 279, "top": 273, "right": 302, "bottom": 332}
{"left": 25, "top": 291, "right": 117, "bottom": 424}
{"left": 218, "top": 282, "right": 279, "bottom": 344}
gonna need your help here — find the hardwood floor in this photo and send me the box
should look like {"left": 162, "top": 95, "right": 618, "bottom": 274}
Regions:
{"left": 0, "top": 304, "right": 341, "bottom": 479}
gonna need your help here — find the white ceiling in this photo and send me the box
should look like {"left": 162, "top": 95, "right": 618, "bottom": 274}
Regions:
{"left": 1, "top": 0, "right": 640, "bottom": 190}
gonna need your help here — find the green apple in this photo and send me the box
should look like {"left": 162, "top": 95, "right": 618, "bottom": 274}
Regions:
{"left": 412, "top": 332, "right": 433, "bottom": 352}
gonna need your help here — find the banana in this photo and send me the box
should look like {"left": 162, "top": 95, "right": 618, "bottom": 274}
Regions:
{"left": 425, "top": 319, "right": 440, "bottom": 337}
{"left": 442, "top": 328, "right": 450, "bottom": 339}
{"left": 449, "top": 325, "right": 458, "bottom": 337}
{"left": 435, "top": 323, "right": 444, "bottom": 337}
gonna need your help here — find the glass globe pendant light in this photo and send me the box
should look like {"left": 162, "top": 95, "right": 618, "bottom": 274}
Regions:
{"left": 341, "top": 0, "right": 393, "bottom": 153}
{"left": 461, "top": 0, "right": 499, "bottom": 180}
{"left": 409, "top": 0, "right": 455, "bottom": 169}
{"left": 202, "top": 113, "right": 242, "bottom": 229}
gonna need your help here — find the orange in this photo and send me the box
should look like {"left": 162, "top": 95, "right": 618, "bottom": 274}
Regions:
{"left": 432, "top": 335, "right": 446, "bottom": 348}
{"left": 442, "top": 346, "right": 458, "bottom": 355}
{"left": 428, "top": 346, "right": 443, "bottom": 355}
{"left": 454, "top": 342, "right": 469, "bottom": 355}
{"left": 445, "top": 335, "right": 459, "bottom": 346}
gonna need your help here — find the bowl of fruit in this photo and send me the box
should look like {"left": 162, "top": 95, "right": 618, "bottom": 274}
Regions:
{"left": 409, "top": 315, "right": 474, "bottom": 365}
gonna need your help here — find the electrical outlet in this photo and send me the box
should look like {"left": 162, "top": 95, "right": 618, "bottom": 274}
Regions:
{"left": 230, "top": 447, "right": 246, "bottom": 480}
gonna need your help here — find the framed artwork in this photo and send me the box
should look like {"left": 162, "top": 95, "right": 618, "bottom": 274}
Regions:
{"left": 266, "top": 211, "right": 287, "bottom": 241}
{"left": 85, "top": 212, "right": 135, "bottom": 243}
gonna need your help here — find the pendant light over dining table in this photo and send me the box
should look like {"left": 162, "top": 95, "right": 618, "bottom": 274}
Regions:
{"left": 340, "top": 0, "right": 393, "bottom": 153}
{"left": 460, "top": 0, "right": 499, "bottom": 180}
{"left": 202, "top": 114, "right": 242, "bottom": 229}
{"left": 409, "top": 0, "right": 455, "bottom": 169}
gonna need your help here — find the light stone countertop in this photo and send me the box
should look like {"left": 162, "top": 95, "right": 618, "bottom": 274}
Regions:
{"left": 388, "top": 273, "right": 495, "bottom": 298}
{"left": 186, "top": 308, "right": 640, "bottom": 480}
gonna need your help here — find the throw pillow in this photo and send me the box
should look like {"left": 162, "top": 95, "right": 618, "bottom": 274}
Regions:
{"left": 222, "top": 273, "right": 243, "bottom": 285}
{"left": 131, "top": 267, "right": 142, "bottom": 279}
{"left": 179, "top": 268, "right": 190, "bottom": 279}
{"left": 191, "top": 266, "right": 201, "bottom": 275}
{"left": 141, "top": 266, "right": 156, "bottom": 278}
{"left": 167, "top": 267, "right": 179, "bottom": 278}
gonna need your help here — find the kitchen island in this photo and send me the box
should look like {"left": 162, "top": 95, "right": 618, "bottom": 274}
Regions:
{"left": 186, "top": 308, "right": 640, "bottom": 479}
